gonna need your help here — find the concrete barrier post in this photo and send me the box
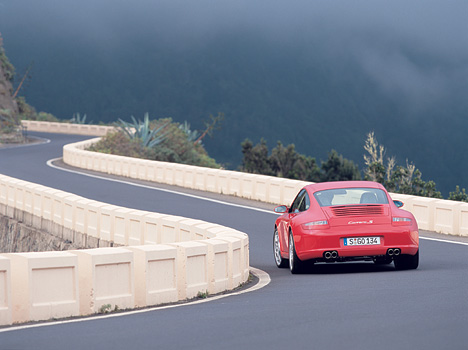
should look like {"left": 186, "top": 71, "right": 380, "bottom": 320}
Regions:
{"left": 73, "top": 248, "right": 134, "bottom": 315}
{"left": 434, "top": 200, "right": 460, "bottom": 235}
{"left": 7, "top": 252, "right": 80, "bottom": 323}
{"left": 86, "top": 201, "right": 107, "bottom": 239}
{"left": 141, "top": 212, "right": 167, "bottom": 245}
{"left": 205, "top": 169, "right": 220, "bottom": 193}
{"left": 128, "top": 210, "right": 147, "bottom": 246}
{"left": 179, "top": 218, "right": 207, "bottom": 242}
{"left": 0, "top": 256, "right": 11, "bottom": 326}
{"left": 160, "top": 216, "right": 185, "bottom": 244}
{"left": 411, "top": 197, "right": 438, "bottom": 231}
{"left": 0, "top": 175, "right": 8, "bottom": 205}
{"left": 458, "top": 203, "right": 468, "bottom": 237}
{"left": 176, "top": 241, "right": 209, "bottom": 299}
{"left": 203, "top": 239, "right": 229, "bottom": 294}
{"left": 215, "top": 230, "right": 250, "bottom": 282}
{"left": 193, "top": 222, "right": 220, "bottom": 240}
{"left": 127, "top": 245, "right": 178, "bottom": 307}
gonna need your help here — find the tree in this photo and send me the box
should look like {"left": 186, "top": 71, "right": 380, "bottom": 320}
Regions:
{"left": 193, "top": 112, "right": 224, "bottom": 145}
{"left": 241, "top": 138, "right": 273, "bottom": 175}
{"left": 269, "top": 141, "right": 299, "bottom": 178}
{"left": 290, "top": 154, "right": 321, "bottom": 182}
{"left": 363, "top": 131, "right": 387, "bottom": 183}
{"left": 363, "top": 132, "right": 442, "bottom": 198}
{"left": 321, "top": 150, "right": 361, "bottom": 181}
{"left": 239, "top": 139, "right": 346, "bottom": 182}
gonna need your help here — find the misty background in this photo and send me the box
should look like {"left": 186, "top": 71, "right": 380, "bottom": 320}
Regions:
{"left": 1, "top": 0, "right": 467, "bottom": 194}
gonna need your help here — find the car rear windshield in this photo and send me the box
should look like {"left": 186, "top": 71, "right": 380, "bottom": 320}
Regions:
{"left": 313, "top": 188, "right": 389, "bottom": 207}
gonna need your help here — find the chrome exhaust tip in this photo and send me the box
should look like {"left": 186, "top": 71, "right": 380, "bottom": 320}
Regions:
{"left": 324, "top": 251, "right": 332, "bottom": 259}
{"left": 393, "top": 248, "right": 401, "bottom": 256}
{"left": 387, "top": 248, "right": 394, "bottom": 256}
{"left": 331, "top": 251, "right": 338, "bottom": 259}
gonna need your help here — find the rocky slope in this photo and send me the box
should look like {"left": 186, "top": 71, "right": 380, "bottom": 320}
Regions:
{"left": 0, "top": 41, "right": 18, "bottom": 116}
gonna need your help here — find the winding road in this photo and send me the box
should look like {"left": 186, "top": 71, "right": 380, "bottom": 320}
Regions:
{"left": 1, "top": 132, "right": 467, "bottom": 349}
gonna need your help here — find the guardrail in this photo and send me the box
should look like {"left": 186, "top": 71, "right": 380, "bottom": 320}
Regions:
{"left": 0, "top": 174, "right": 249, "bottom": 325}
{"left": 61, "top": 134, "right": 468, "bottom": 238}
{"left": 23, "top": 120, "right": 468, "bottom": 236}
{"left": 21, "top": 120, "right": 115, "bottom": 136}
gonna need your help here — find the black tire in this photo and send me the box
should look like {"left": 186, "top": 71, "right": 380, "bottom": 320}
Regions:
{"left": 273, "top": 228, "right": 289, "bottom": 268}
{"left": 289, "top": 233, "right": 305, "bottom": 274}
{"left": 394, "top": 250, "right": 419, "bottom": 270}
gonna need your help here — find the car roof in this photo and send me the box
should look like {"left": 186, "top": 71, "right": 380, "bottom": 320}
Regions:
{"left": 304, "top": 181, "right": 386, "bottom": 193}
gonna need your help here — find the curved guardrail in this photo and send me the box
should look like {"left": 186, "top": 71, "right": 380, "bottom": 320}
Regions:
{"left": 58, "top": 125, "right": 468, "bottom": 238}
{"left": 0, "top": 143, "right": 249, "bottom": 325}
{"left": 23, "top": 120, "right": 468, "bottom": 237}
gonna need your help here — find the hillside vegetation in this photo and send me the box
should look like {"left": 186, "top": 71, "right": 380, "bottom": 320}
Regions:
{"left": 88, "top": 114, "right": 220, "bottom": 169}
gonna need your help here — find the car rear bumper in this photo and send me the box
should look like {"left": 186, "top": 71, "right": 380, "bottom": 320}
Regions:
{"left": 295, "top": 226, "right": 419, "bottom": 261}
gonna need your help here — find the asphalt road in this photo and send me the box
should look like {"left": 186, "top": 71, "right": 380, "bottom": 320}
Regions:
{"left": 0, "top": 132, "right": 467, "bottom": 350}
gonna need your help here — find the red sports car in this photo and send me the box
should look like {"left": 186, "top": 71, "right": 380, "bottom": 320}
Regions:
{"left": 273, "top": 181, "right": 419, "bottom": 273}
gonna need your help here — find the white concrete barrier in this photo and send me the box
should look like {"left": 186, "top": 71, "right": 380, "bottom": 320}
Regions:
{"left": 0, "top": 173, "right": 250, "bottom": 326}
{"left": 58, "top": 125, "right": 468, "bottom": 237}
{"left": 22, "top": 120, "right": 116, "bottom": 136}
{"left": 63, "top": 137, "right": 307, "bottom": 205}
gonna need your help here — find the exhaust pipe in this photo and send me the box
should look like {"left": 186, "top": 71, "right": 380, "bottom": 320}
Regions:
{"left": 387, "top": 248, "right": 401, "bottom": 256}
{"left": 324, "top": 251, "right": 338, "bottom": 260}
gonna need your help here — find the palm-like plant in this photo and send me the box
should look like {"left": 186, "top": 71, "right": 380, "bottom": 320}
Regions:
{"left": 117, "top": 113, "right": 168, "bottom": 148}
{"left": 70, "top": 113, "right": 91, "bottom": 124}
{"left": 179, "top": 121, "right": 201, "bottom": 144}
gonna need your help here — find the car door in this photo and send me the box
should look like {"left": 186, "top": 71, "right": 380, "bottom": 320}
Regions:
{"left": 280, "top": 189, "right": 307, "bottom": 253}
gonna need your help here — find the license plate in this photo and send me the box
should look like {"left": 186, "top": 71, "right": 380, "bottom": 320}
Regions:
{"left": 344, "top": 237, "right": 380, "bottom": 246}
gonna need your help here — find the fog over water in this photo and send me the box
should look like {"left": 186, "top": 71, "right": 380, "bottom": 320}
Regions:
{"left": 1, "top": 0, "right": 467, "bottom": 194}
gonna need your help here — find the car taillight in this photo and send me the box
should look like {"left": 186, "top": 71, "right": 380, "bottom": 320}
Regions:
{"left": 302, "top": 220, "right": 329, "bottom": 230}
{"left": 392, "top": 217, "right": 412, "bottom": 225}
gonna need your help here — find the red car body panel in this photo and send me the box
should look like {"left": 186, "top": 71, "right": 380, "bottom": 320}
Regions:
{"left": 275, "top": 181, "right": 419, "bottom": 263}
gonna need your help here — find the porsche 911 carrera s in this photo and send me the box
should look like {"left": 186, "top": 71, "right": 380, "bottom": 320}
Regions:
{"left": 273, "top": 181, "right": 419, "bottom": 274}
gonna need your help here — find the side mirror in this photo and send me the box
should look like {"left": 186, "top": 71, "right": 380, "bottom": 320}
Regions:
{"left": 393, "top": 200, "right": 404, "bottom": 208}
{"left": 274, "top": 205, "right": 288, "bottom": 213}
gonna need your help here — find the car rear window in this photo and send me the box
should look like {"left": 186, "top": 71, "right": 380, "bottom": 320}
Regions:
{"left": 313, "top": 188, "right": 389, "bottom": 207}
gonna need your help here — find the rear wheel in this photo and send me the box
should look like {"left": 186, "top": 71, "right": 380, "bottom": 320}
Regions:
{"left": 273, "top": 228, "right": 288, "bottom": 268}
{"left": 394, "top": 250, "right": 419, "bottom": 270}
{"left": 289, "top": 233, "right": 304, "bottom": 274}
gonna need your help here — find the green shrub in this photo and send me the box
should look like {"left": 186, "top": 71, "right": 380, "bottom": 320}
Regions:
{"left": 240, "top": 139, "right": 358, "bottom": 182}
{"left": 16, "top": 96, "right": 36, "bottom": 120}
{"left": 36, "top": 112, "right": 61, "bottom": 122}
{"left": 89, "top": 117, "right": 220, "bottom": 169}
{"left": 448, "top": 186, "right": 468, "bottom": 202}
